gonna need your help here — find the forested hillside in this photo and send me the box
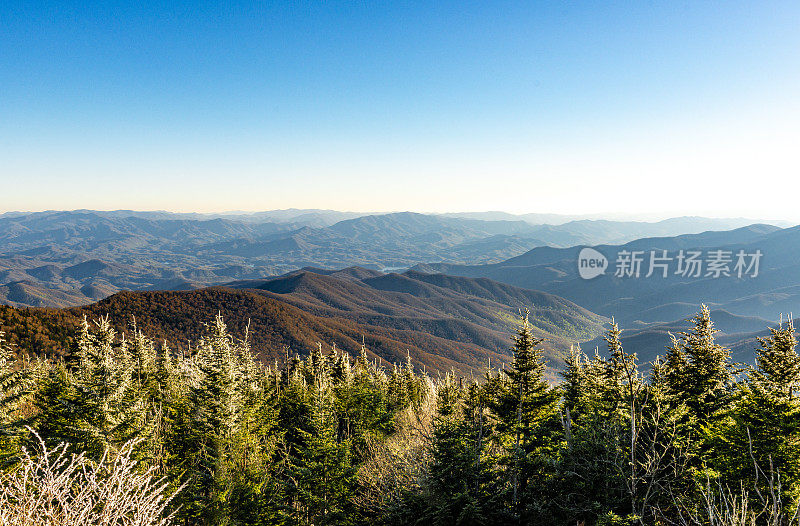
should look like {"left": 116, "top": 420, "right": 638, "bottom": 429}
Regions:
{"left": 2, "top": 306, "right": 800, "bottom": 525}
{"left": 0, "top": 289, "right": 507, "bottom": 375}
{"left": 0, "top": 270, "right": 607, "bottom": 375}
{"left": 416, "top": 224, "right": 800, "bottom": 360}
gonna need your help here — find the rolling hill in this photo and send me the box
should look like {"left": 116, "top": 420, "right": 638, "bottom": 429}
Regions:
{"left": 414, "top": 224, "right": 799, "bottom": 327}
{"left": 1, "top": 288, "right": 509, "bottom": 375}
{"left": 227, "top": 267, "right": 606, "bottom": 354}
{"left": 0, "top": 269, "right": 607, "bottom": 375}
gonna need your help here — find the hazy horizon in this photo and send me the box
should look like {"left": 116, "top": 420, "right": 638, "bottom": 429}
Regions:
{"left": 1, "top": 207, "right": 796, "bottom": 227}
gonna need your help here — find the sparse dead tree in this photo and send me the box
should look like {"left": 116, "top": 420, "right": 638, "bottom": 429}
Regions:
{"left": 0, "top": 431, "right": 183, "bottom": 526}
{"left": 669, "top": 431, "right": 800, "bottom": 526}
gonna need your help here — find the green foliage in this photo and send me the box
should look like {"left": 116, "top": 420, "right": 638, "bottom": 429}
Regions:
{"left": 755, "top": 317, "right": 800, "bottom": 398}
{"left": 708, "top": 318, "right": 800, "bottom": 516}
{"left": 1, "top": 306, "right": 799, "bottom": 525}
{"left": 663, "top": 305, "right": 734, "bottom": 427}
{"left": 0, "top": 331, "right": 31, "bottom": 464}
{"left": 290, "top": 383, "right": 357, "bottom": 525}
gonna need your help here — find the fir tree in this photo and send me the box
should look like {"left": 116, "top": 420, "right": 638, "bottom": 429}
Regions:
{"left": 68, "top": 317, "right": 147, "bottom": 458}
{"left": 0, "top": 331, "right": 29, "bottom": 463}
{"left": 291, "top": 380, "right": 356, "bottom": 525}
{"left": 421, "top": 375, "right": 502, "bottom": 525}
{"left": 553, "top": 328, "right": 633, "bottom": 524}
{"left": 712, "top": 318, "right": 800, "bottom": 513}
{"left": 178, "top": 314, "right": 245, "bottom": 525}
{"left": 663, "top": 306, "right": 734, "bottom": 435}
{"left": 755, "top": 317, "right": 800, "bottom": 398}
{"left": 560, "top": 344, "right": 586, "bottom": 427}
{"left": 489, "top": 312, "right": 560, "bottom": 521}
{"left": 29, "top": 359, "right": 76, "bottom": 449}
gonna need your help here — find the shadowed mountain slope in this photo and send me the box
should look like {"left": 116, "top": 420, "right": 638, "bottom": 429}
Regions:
{"left": 226, "top": 267, "right": 607, "bottom": 366}
{"left": 413, "top": 224, "right": 797, "bottom": 327}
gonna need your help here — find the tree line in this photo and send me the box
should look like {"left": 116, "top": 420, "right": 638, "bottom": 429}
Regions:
{"left": 1, "top": 305, "right": 799, "bottom": 525}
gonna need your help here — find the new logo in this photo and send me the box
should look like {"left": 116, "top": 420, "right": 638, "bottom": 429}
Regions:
{"left": 578, "top": 247, "right": 608, "bottom": 280}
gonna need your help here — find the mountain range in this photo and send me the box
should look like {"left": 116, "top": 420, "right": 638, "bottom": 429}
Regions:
{"left": 1, "top": 209, "right": 798, "bottom": 371}
{"left": 413, "top": 223, "right": 796, "bottom": 323}
{"left": 414, "top": 223, "right": 800, "bottom": 364}
{"left": 0, "top": 210, "right": 781, "bottom": 309}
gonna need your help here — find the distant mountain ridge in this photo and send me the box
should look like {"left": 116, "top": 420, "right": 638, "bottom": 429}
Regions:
{"left": 0, "top": 210, "right": 794, "bottom": 314}
{"left": 413, "top": 224, "right": 800, "bottom": 350}
{"left": 581, "top": 309, "right": 783, "bottom": 366}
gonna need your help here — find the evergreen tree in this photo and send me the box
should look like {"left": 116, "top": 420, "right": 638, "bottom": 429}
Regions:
{"left": 420, "top": 375, "right": 504, "bottom": 525}
{"left": 664, "top": 306, "right": 733, "bottom": 425}
{"left": 488, "top": 312, "right": 560, "bottom": 521}
{"left": 560, "top": 345, "right": 585, "bottom": 423}
{"left": 291, "top": 380, "right": 356, "bottom": 525}
{"left": 712, "top": 318, "right": 800, "bottom": 514}
{"left": 553, "top": 326, "right": 634, "bottom": 524}
{"left": 7, "top": 304, "right": 800, "bottom": 524}
{"left": 176, "top": 314, "right": 245, "bottom": 525}
{"left": 0, "top": 331, "right": 29, "bottom": 464}
{"left": 28, "top": 359, "right": 74, "bottom": 448}
{"left": 662, "top": 305, "right": 734, "bottom": 472}
{"left": 65, "top": 317, "right": 147, "bottom": 458}
{"left": 229, "top": 365, "right": 283, "bottom": 525}
{"left": 755, "top": 317, "right": 800, "bottom": 398}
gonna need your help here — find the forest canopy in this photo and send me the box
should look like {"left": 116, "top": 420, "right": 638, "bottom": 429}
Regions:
{"left": 1, "top": 306, "right": 799, "bottom": 525}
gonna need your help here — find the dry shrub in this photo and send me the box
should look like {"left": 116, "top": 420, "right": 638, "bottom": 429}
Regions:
{"left": 673, "top": 470, "right": 800, "bottom": 526}
{"left": 355, "top": 377, "right": 436, "bottom": 515}
{"left": 0, "top": 433, "right": 182, "bottom": 526}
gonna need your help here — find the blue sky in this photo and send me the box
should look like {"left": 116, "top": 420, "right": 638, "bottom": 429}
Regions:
{"left": 2, "top": 1, "right": 799, "bottom": 218}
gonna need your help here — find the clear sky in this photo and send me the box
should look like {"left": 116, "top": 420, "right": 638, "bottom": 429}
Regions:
{"left": 2, "top": 1, "right": 799, "bottom": 219}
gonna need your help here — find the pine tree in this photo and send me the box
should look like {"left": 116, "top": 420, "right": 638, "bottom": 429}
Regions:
{"left": 337, "top": 343, "right": 392, "bottom": 453}
{"left": 656, "top": 307, "right": 736, "bottom": 516}
{"left": 147, "top": 340, "right": 179, "bottom": 477}
{"left": 65, "top": 317, "right": 147, "bottom": 458}
{"left": 402, "top": 353, "right": 421, "bottom": 408}
{"left": 229, "top": 364, "right": 283, "bottom": 525}
{"left": 604, "top": 320, "right": 639, "bottom": 413}
{"left": 177, "top": 314, "right": 245, "bottom": 525}
{"left": 489, "top": 312, "right": 560, "bottom": 521}
{"left": 553, "top": 327, "right": 634, "bottom": 524}
{"left": 0, "top": 331, "right": 29, "bottom": 464}
{"left": 355, "top": 341, "right": 371, "bottom": 374}
{"left": 603, "top": 320, "right": 643, "bottom": 518}
{"left": 712, "top": 379, "right": 800, "bottom": 512}
{"left": 29, "top": 359, "right": 76, "bottom": 449}
{"left": 12, "top": 304, "right": 800, "bottom": 523}
{"left": 560, "top": 344, "right": 586, "bottom": 426}
{"left": 291, "top": 380, "right": 356, "bottom": 525}
{"left": 662, "top": 306, "right": 734, "bottom": 435}
{"left": 712, "top": 318, "right": 800, "bottom": 513}
{"left": 420, "top": 374, "right": 503, "bottom": 525}
{"left": 755, "top": 317, "right": 800, "bottom": 398}
{"left": 387, "top": 363, "right": 409, "bottom": 413}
